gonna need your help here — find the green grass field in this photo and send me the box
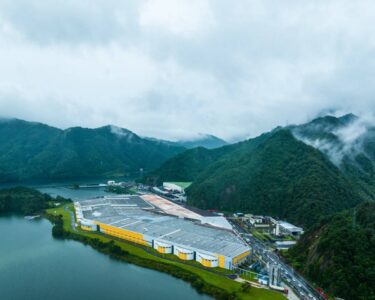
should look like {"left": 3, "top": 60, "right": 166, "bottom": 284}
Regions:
{"left": 46, "top": 204, "right": 285, "bottom": 300}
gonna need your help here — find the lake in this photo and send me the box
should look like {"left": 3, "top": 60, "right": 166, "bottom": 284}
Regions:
{"left": 0, "top": 184, "right": 211, "bottom": 300}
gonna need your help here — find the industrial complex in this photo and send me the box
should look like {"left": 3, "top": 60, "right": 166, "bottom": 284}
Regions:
{"left": 74, "top": 194, "right": 250, "bottom": 269}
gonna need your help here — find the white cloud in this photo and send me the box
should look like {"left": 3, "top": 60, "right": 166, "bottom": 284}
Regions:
{"left": 0, "top": 0, "right": 374, "bottom": 141}
{"left": 139, "top": 0, "right": 216, "bottom": 38}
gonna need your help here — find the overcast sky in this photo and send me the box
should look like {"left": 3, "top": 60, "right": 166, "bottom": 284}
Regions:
{"left": 0, "top": 0, "right": 374, "bottom": 141}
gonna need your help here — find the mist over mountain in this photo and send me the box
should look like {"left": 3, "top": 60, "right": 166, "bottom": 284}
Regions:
{"left": 292, "top": 113, "right": 375, "bottom": 199}
{"left": 149, "top": 113, "right": 374, "bottom": 227}
{"left": 145, "top": 134, "right": 227, "bottom": 150}
{"left": 291, "top": 114, "right": 372, "bottom": 166}
{"left": 176, "top": 134, "right": 228, "bottom": 149}
{"left": 0, "top": 118, "right": 185, "bottom": 182}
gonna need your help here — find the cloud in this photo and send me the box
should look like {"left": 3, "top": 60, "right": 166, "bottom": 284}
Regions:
{"left": 0, "top": 0, "right": 137, "bottom": 45}
{"left": 139, "top": 0, "right": 216, "bottom": 38}
{"left": 293, "top": 113, "right": 375, "bottom": 166}
{"left": 0, "top": 0, "right": 374, "bottom": 141}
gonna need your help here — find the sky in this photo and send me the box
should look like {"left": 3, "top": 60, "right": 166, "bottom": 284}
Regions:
{"left": 0, "top": 0, "right": 374, "bottom": 141}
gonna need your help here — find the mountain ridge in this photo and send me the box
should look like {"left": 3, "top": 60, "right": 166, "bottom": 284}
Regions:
{"left": 0, "top": 118, "right": 185, "bottom": 182}
{"left": 148, "top": 114, "right": 373, "bottom": 228}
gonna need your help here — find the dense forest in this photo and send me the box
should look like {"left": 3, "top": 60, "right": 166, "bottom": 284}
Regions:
{"left": 0, "top": 186, "right": 65, "bottom": 215}
{"left": 145, "top": 145, "right": 236, "bottom": 185}
{"left": 0, "top": 118, "right": 185, "bottom": 182}
{"left": 186, "top": 129, "right": 360, "bottom": 228}
{"left": 145, "top": 131, "right": 272, "bottom": 185}
{"left": 286, "top": 201, "right": 375, "bottom": 300}
{"left": 150, "top": 114, "right": 374, "bottom": 229}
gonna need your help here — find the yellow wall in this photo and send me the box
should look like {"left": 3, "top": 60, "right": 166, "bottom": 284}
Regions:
{"left": 232, "top": 250, "right": 250, "bottom": 265}
{"left": 81, "top": 225, "right": 93, "bottom": 231}
{"left": 218, "top": 255, "right": 225, "bottom": 268}
{"left": 97, "top": 222, "right": 148, "bottom": 246}
{"left": 178, "top": 252, "right": 188, "bottom": 260}
{"left": 201, "top": 258, "right": 212, "bottom": 268}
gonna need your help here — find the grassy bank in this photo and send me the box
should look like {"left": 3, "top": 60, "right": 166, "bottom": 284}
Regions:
{"left": 45, "top": 204, "right": 285, "bottom": 300}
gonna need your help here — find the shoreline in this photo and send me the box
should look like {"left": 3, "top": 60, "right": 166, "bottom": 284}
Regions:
{"left": 45, "top": 204, "right": 285, "bottom": 300}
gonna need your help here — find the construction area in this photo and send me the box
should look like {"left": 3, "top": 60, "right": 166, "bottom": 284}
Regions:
{"left": 74, "top": 194, "right": 250, "bottom": 269}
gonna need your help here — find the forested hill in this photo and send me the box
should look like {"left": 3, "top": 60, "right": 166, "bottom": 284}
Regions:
{"left": 148, "top": 114, "right": 374, "bottom": 228}
{"left": 286, "top": 201, "right": 375, "bottom": 300}
{"left": 0, "top": 118, "right": 185, "bottom": 182}
{"left": 187, "top": 129, "right": 360, "bottom": 228}
{"left": 145, "top": 131, "right": 272, "bottom": 185}
{"left": 0, "top": 186, "right": 64, "bottom": 215}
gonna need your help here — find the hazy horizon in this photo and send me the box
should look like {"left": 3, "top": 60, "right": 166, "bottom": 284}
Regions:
{"left": 1, "top": 1, "right": 375, "bottom": 140}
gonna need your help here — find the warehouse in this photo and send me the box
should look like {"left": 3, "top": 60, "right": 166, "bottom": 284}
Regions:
{"left": 74, "top": 195, "right": 250, "bottom": 269}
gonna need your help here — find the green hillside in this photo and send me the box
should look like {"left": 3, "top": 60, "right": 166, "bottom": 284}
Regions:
{"left": 187, "top": 130, "right": 360, "bottom": 228}
{"left": 144, "top": 132, "right": 271, "bottom": 185}
{"left": 285, "top": 201, "right": 375, "bottom": 300}
{"left": 144, "top": 146, "right": 232, "bottom": 185}
{"left": 150, "top": 114, "right": 374, "bottom": 228}
{"left": 0, "top": 119, "right": 185, "bottom": 182}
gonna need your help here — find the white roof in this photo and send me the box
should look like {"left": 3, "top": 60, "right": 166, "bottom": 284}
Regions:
{"left": 279, "top": 221, "right": 303, "bottom": 232}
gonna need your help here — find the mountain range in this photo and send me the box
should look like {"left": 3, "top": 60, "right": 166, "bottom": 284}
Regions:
{"left": 0, "top": 118, "right": 225, "bottom": 183}
{"left": 148, "top": 114, "right": 375, "bottom": 228}
{"left": 145, "top": 134, "right": 227, "bottom": 150}
{"left": 2, "top": 114, "right": 373, "bottom": 299}
{"left": 175, "top": 134, "right": 228, "bottom": 149}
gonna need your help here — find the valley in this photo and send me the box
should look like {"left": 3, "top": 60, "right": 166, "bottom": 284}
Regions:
{"left": 1, "top": 114, "right": 374, "bottom": 300}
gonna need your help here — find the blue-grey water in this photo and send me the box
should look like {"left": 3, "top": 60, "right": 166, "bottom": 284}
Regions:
{"left": 38, "top": 185, "right": 113, "bottom": 200}
{"left": 0, "top": 184, "right": 211, "bottom": 300}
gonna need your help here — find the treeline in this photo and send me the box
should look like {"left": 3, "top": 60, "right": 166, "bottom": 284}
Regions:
{"left": 285, "top": 201, "right": 375, "bottom": 300}
{"left": 0, "top": 186, "right": 67, "bottom": 215}
{"left": 186, "top": 130, "right": 360, "bottom": 228}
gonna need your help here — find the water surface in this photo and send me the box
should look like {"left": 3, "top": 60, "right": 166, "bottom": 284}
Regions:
{"left": 0, "top": 182, "right": 211, "bottom": 300}
{"left": 0, "top": 216, "right": 210, "bottom": 300}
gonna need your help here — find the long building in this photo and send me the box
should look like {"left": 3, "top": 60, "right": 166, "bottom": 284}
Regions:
{"left": 75, "top": 195, "right": 250, "bottom": 269}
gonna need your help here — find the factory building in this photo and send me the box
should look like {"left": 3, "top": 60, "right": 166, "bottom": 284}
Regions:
{"left": 163, "top": 182, "right": 184, "bottom": 193}
{"left": 174, "top": 246, "right": 194, "bottom": 260}
{"left": 74, "top": 195, "right": 250, "bottom": 270}
{"left": 270, "top": 218, "right": 304, "bottom": 238}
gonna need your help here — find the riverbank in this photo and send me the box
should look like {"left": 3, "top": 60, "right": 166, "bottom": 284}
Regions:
{"left": 45, "top": 204, "right": 285, "bottom": 300}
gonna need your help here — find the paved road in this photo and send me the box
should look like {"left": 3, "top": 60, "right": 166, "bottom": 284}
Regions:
{"left": 229, "top": 220, "right": 325, "bottom": 300}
